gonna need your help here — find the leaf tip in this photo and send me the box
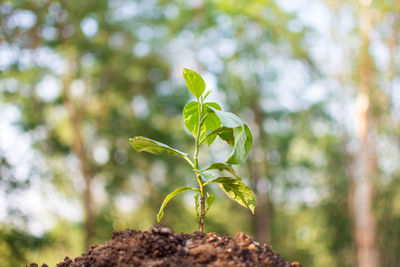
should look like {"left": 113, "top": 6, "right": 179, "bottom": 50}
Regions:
{"left": 129, "top": 136, "right": 141, "bottom": 151}
{"left": 156, "top": 212, "right": 163, "bottom": 222}
{"left": 182, "top": 68, "right": 205, "bottom": 98}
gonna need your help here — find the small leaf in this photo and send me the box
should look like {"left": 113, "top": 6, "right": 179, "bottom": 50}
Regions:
{"left": 201, "top": 102, "right": 222, "bottom": 145}
{"left": 206, "top": 193, "right": 215, "bottom": 214}
{"left": 194, "top": 192, "right": 200, "bottom": 222}
{"left": 204, "top": 177, "right": 255, "bottom": 213}
{"left": 157, "top": 186, "right": 199, "bottom": 222}
{"left": 183, "top": 68, "right": 205, "bottom": 98}
{"left": 129, "top": 136, "right": 193, "bottom": 167}
{"left": 203, "top": 163, "right": 241, "bottom": 180}
{"left": 184, "top": 101, "right": 222, "bottom": 146}
{"left": 183, "top": 101, "right": 198, "bottom": 137}
{"left": 203, "top": 90, "right": 212, "bottom": 100}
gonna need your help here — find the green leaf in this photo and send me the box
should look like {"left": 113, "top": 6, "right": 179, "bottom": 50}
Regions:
{"left": 226, "top": 127, "right": 247, "bottom": 164}
{"left": 203, "top": 90, "right": 212, "bottom": 100}
{"left": 206, "top": 193, "right": 215, "bottom": 214}
{"left": 204, "top": 124, "right": 252, "bottom": 165}
{"left": 129, "top": 136, "right": 193, "bottom": 167}
{"left": 157, "top": 186, "right": 199, "bottom": 222}
{"left": 204, "top": 102, "right": 222, "bottom": 111}
{"left": 183, "top": 101, "right": 222, "bottom": 146}
{"left": 202, "top": 162, "right": 241, "bottom": 180}
{"left": 202, "top": 102, "right": 222, "bottom": 145}
{"left": 219, "top": 128, "right": 235, "bottom": 146}
{"left": 208, "top": 106, "right": 243, "bottom": 128}
{"left": 244, "top": 124, "right": 253, "bottom": 155}
{"left": 194, "top": 192, "right": 200, "bottom": 222}
{"left": 205, "top": 107, "right": 252, "bottom": 162}
{"left": 183, "top": 68, "right": 205, "bottom": 98}
{"left": 183, "top": 101, "right": 198, "bottom": 137}
{"left": 204, "top": 177, "right": 255, "bottom": 214}
{"left": 200, "top": 171, "right": 215, "bottom": 182}
{"left": 205, "top": 127, "right": 234, "bottom": 146}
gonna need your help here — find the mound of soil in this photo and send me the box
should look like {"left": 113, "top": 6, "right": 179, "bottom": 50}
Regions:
{"left": 30, "top": 226, "right": 302, "bottom": 267}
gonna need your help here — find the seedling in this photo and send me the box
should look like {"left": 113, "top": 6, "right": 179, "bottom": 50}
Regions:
{"left": 129, "top": 68, "right": 255, "bottom": 232}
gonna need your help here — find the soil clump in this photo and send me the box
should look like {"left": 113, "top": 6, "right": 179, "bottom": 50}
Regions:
{"left": 29, "top": 226, "right": 302, "bottom": 267}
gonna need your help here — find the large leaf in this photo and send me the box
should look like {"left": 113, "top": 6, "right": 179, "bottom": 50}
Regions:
{"left": 202, "top": 162, "right": 241, "bottom": 180}
{"left": 244, "top": 124, "right": 253, "bottom": 155}
{"left": 205, "top": 107, "right": 252, "bottom": 163}
{"left": 157, "top": 186, "right": 199, "bottom": 222}
{"left": 204, "top": 124, "right": 252, "bottom": 164}
{"left": 183, "top": 101, "right": 221, "bottom": 146}
{"left": 183, "top": 68, "right": 205, "bottom": 98}
{"left": 208, "top": 106, "right": 243, "bottom": 128}
{"left": 204, "top": 177, "right": 255, "bottom": 214}
{"left": 204, "top": 102, "right": 222, "bottom": 111}
{"left": 219, "top": 128, "right": 234, "bottom": 146}
{"left": 129, "top": 136, "right": 193, "bottom": 166}
{"left": 226, "top": 127, "right": 247, "bottom": 164}
{"left": 205, "top": 127, "right": 234, "bottom": 146}
{"left": 226, "top": 124, "right": 252, "bottom": 164}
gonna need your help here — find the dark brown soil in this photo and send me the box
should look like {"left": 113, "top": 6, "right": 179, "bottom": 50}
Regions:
{"left": 29, "top": 226, "right": 302, "bottom": 267}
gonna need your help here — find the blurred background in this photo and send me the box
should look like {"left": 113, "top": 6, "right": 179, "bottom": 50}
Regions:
{"left": 0, "top": 0, "right": 399, "bottom": 266}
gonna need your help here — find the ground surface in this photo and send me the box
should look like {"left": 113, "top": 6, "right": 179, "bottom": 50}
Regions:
{"left": 29, "top": 226, "right": 302, "bottom": 267}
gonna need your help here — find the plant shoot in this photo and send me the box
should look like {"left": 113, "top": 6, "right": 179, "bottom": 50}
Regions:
{"left": 130, "top": 68, "right": 255, "bottom": 232}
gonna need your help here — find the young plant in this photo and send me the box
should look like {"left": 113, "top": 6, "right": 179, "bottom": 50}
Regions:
{"left": 129, "top": 68, "right": 255, "bottom": 232}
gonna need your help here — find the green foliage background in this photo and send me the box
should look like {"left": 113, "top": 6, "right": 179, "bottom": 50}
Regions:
{"left": 0, "top": 0, "right": 399, "bottom": 266}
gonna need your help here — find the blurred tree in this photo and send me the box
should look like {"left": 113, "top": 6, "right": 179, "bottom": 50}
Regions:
{"left": 0, "top": 150, "right": 51, "bottom": 266}
{"left": 0, "top": 0, "right": 180, "bottom": 251}
{"left": 326, "top": 0, "right": 400, "bottom": 266}
{"left": 351, "top": 2, "right": 379, "bottom": 266}
{"left": 371, "top": 1, "right": 400, "bottom": 266}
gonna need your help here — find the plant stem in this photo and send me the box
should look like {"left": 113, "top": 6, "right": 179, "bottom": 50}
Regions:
{"left": 194, "top": 100, "right": 206, "bottom": 232}
{"left": 197, "top": 172, "right": 206, "bottom": 232}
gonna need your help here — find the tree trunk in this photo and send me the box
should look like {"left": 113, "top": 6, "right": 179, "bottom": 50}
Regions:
{"left": 249, "top": 100, "right": 270, "bottom": 244}
{"left": 61, "top": 51, "right": 95, "bottom": 250}
{"left": 351, "top": 4, "right": 379, "bottom": 267}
